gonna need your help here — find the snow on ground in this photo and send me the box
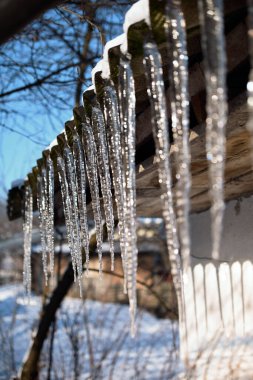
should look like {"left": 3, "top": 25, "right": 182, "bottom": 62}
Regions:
{"left": 0, "top": 284, "right": 183, "bottom": 380}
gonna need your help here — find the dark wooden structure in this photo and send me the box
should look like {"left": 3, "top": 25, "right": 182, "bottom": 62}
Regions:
{"left": 4, "top": 1, "right": 252, "bottom": 378}
{"left": 0, "top": 0, "right": 62, "bottom": 44}
{"left": 7, "top": 0, "right": 251, "bottom": 224}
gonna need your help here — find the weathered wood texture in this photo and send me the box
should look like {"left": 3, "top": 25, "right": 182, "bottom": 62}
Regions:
{"left": 135, "top": 93, "right": 252, "bottom": 216}
{"left": 7, "top": 0, "right": 252, "bottom": 221}
{"left": 0, "top": 0, "right": 62, "bottom": 44}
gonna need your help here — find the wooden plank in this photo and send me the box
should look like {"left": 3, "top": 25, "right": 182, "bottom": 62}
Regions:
{"left": 7, "top": 3, "right": 250, "bottom": 221}
{"left": 0, "top": 0, "right": 61, "bottom": 44}
{"left": 134, "top": 91, "right": 253, "bottom": 216}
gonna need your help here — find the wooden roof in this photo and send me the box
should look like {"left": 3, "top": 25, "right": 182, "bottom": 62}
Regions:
{"left": 7, "top": 0, "right": 252, "bottom": 222}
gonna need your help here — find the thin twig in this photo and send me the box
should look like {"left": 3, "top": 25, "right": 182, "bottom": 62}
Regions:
{"left": 87, "top": 267, "right": 178, "bottom": 318}
{"left": 0, "top": 124, "right": 46, "bottom": 146}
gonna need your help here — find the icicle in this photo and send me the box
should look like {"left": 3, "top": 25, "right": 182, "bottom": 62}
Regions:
{"left": 143, "top": 42, "right": 182, "bottom": 298}
{"left": 198, "top": 0, "right": 227, "bottom": 260}
{"left": 46, "top": 156, "right": 55, "bottom": 276}
{"left": 103, "top": 85, "right": 128, "bottom": 293}
{"left": 37, "top": 157, "right": 54, "bottom": 284}
{"left": 166, "top": 3, "right": 191, "bottom": 271}
{"left": 72, "top": 131, "right": 90, "bottom": 274}
{"left": 23, "top": 184, "right": 33, "bottom": 299}
{"left": 247, "top": 0, "right": 253, "bottom": 165}
{"left": 63, "top": 145, "right": 83, "bottom": 294}
{"left": 143, "top": 40, "right": 189, "bottom": 355}
{"left": 92, "top": 106, "right": 115, "bottom": 271}
{"left": 37, "top": 171, "right": 49, "bottom": 285}
{"left": 118, "top": 57, "right": 138, "bottom": 337}
{"left": 82, "top": 122, "right": 103, "bottom": 275}
{"left": 57, "top": 156, "right": 78, "bottom": 283}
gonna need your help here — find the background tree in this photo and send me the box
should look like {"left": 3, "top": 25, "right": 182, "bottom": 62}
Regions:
{"left": 0, "top": 0, "right": 134, "bottom": 198}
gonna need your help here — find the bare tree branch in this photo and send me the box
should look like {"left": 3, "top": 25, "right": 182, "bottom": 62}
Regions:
{"left": 0, "top": 124, "right": 46, "bottom": 146}
{"left": 0, "top": 63, "right": 79, "bottom": 99}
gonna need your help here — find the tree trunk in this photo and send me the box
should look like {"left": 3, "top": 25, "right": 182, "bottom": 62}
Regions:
{"left": 20, "top": 229, "right": 102, "bottom": 380}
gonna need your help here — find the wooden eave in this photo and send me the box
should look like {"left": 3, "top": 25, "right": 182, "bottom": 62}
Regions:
{"left": 7, "top": 0, "right": 252, "bottom": 222}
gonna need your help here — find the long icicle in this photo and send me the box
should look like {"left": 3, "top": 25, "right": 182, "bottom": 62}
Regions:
{"left": 72, "top": 131, "right": 90, "bottom": 274}
{"left": 23, "top": 183, "right": 33, "bottom": 299}
{"left": 82, "top": 122, "right": 103, "bottom": 275}
{"left": 103, "top": 85, "right": 128, "bottom": 294}
{"left": 143, "top": 40, "right": 190, "bottom": 359}
{"left": 57, "top": 156, "right": 77, "bottom": 282}
{"left": 92, "top": 105, "right": 115, "bottom": 271}
{"left": 118, "top": 57, "right": 138, "bottom": 337}
{"left": 63, "top": 144, "right": 83, "bottom": 294}
{"left": 198, "top": 0, "right": 227, "bottom": 260}
{"left": 143, "top": 41, "right": 182, "bottom": 315}
{"left": 37, "top": 170, "right": 49, "bottom": 285}
{"left": 166, "top": 3, "right": 191, "bottom": 271}
{"left": 247, "top": 0, "right": 253, "bottom": 164}
{"left": 46, "top": 156, "right": 55, "bottom": 276}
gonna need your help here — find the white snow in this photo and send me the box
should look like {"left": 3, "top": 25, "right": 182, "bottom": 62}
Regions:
{"left": 82, "top": 85, "right": 95, "bottom": 106}
{"left": 92, "top": 35, "right": 126, "bottom": 83}
{"left": 91, "top": 60, "right": 105, "bottom": 87}
{"left": 83, "top": 85, "right": 94, "bottom": 95}
{"left": 0, "top": 283, "right": 182, "bottom": 380}
{"left": 93, "top": 0, "right": 152, "bottom": 79}
{"left": 123, "top": 0, "right": 150, "bottom": 33}
{"left": 121, "top": 0, "right": 151, "bottom": 53}
{"left": 102, "top": 34, "right": 126, "bottom": 79}
{"left": 38, "top": 0, "right": 152, "bottom": 152}
{"left": 48, "top": 128, "right": 66, "bottom": 150}
{"left": 48, "top": 138, "right": 58, "bottom": 150}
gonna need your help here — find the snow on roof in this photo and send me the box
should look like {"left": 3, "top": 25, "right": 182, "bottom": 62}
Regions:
{"left": 92, "top": 0, "right": 151, "bottom": 79}
{"left": 103, "top": 33, "right": 125, "bottom": 60}
{"left": 121, "top": 0, "right": 151, "bottom": 53}
{"left": 38, "top": 1, "right": 151, "bottom": 151}
{"left": 82, "top": 85, "right": 95, "bottom": 103}
{"left": 47, "top": 128, "right": 66, "bottom": 150}
{"left": 48, "top": 137, "right": 58, "bottom": 150}
{"left": 91, "top": 60, "right": 105, "bottom": 88}
{"left": 102, "top": 34, "right": 126, "bottom": 78}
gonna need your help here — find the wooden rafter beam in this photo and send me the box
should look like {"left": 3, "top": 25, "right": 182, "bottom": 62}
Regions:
{"left": 0, "top": 0, "right": 62, "bottom": 44}
{"left": 7, "top": 0, "right": 251, "bottom": 222}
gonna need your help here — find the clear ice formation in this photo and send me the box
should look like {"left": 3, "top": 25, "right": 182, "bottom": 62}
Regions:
{"left": 143, "top": 41, "right": 182, "bottom": 298}
{"left": 103, "top": 85, "right": 128, "bottom": 291}
{"left": 198, "top": 0, "right": 227, "bottom": 260}
{"left": 47, "top": 156, "right": 55, "bottom": 276}
{"left": 82, "top": 122, "right": 103, "bottom": 275}
{"left": 37, "top": 157, "right": 55, "bottom": 284}
{"left": 57, "top": 155, "right": 77, "bottom": 281}
{"left": 37, "top": 169, "right": 49, "bottom": 285}
{"left": 247, "top": 0, "right": 253, "bottom": 165}
{"left": 118, "top": 57, "right": 138, "bottom": 337}
{"left": 63, "top": 145, "right": 83, "bottom": 292}
{"left": 23, "top": 184, "right": 33, "bottom": 298}
{"left": 57, "top": 149, "right": 83, "bottom": 297}
{"left": 143, "top": 41, "right": 188, "bottom": 352}
{"left": 92, "top": 106, "right": 115, "bottom": 271}
{"left": 166, "top": 4, "right": 191, "bottom": 271}
{"left": 72, "top": 131, "right": 90, "bottom": 274}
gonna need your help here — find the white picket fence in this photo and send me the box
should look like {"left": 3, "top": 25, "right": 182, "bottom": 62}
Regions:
{"left": 180, "top": 261, "right": 253, "bottom": 378}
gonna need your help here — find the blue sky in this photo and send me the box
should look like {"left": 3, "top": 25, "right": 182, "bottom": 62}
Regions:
{"left": 0, "top": 104, "right": 71, "bottom": 201}
{"left": 0, "top": 4, "right": 130, "bottom": 202}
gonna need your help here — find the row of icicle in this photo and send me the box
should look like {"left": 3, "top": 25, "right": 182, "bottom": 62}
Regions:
{"left": 23, "top": 0, "right": 252, "bottom": 336}
{"left": 23, "top": 62, "right": 139, "bottom": 334}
